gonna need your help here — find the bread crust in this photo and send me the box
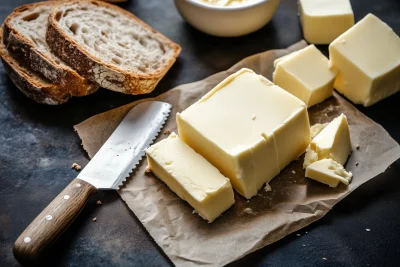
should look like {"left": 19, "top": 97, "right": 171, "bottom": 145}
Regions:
{"left": 3, "top": 1, "right": 99, "bottom": 97}
{"left": 47, "top": 0, "right": 181, "bottom": 95}
{"left": 0, "top": 25, "right": 70, "bottom": 105}
{"left": 1, "top": 58, "right": 71, "bottom": 105}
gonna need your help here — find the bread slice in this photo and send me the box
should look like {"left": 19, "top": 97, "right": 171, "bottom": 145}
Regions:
{"left": 0, "top": 26, "right": 70, "bottom": 105}
{"left": 3, "top": 1, "right": 99, "bottom": 97}
{"left": 47, "top": 0, "right": 181, "bottom": 94}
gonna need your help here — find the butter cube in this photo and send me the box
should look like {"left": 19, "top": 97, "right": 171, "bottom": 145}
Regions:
{"left": 299, "top": 0, "right": 354, "bottom": 44}
{"left": 145, "top": 133, "right": 234, "bottom": 223}
{"left": 329, "top": 14, "right": 400, "bottom": 107}
{"left": 304, "top": 114, "right": 351, "bottom": 168}
{"left": 306, "top": 158, "right": 352, "bottom": 187}
{"left": 273, "top": 45, "right": 337, "bottom": 107}
{"left": 177, "top": 68, "right": 310, "bottom": 199}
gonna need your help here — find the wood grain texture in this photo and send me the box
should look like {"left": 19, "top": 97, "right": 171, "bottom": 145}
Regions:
{"left": 13, "top": 179, "right": 97, "bottom": 264}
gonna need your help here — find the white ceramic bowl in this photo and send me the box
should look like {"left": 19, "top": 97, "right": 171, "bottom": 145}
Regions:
{"left": 173, "top": 0, "right": 281, "bottom": 37}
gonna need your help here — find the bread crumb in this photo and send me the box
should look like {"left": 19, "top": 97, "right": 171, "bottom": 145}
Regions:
{"left": 163, "top": 129, "right": 171, "bottom": 135}
{"left": 71, "top": 163, "right": 81, "bottom": 171}
{"left": 355, "top": 162, "right": 359, "bottom": 166}
{"left": 92, "top": 217, "right": 97, "bottom": 222}
{"left": 242, "top": 208, "right": 256, "bottom": 216}
{"left": 264, "top": 183, "right": 272, "bottom": 192}
{"left": 356, "top": 144, "right": 360, "bottom": 150}
{"left": 144, "top": 166, "right": 152, "bottom": 174}
{"left": 96, "top": 200, "right": 102, "bottom": 205}
{"left": 322, "top": 257, "right": 327, "bottom": 261}
{"left": 296, "top": 233, "right": 301, "bottom": 237}
{"left": 292, "top": 170, "right": 296, "bottom": 174}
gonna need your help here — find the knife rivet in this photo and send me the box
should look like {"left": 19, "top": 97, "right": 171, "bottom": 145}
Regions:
{"left": 76, "top": 183, "right": 81, "bottom": 188}
{"left": 64, "top": 195, "right": 70, "bottom": 200}
{"left": 45, "top": 215, "right": 53, "bottom": 221}
{"left": 24, "top": 237, "right": 31, "bottom": 243}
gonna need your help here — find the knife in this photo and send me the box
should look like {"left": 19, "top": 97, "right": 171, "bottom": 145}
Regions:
{"left": 13, "top": 101, "right": 172, "bottom": 264}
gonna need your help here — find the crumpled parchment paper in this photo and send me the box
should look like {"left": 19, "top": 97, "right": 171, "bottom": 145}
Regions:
{"left": 74, "top": 41, "right": 400, "bottom": 267}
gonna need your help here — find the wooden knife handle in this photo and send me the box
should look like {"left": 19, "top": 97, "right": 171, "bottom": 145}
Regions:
{"left": 13, "top": 178, "right": 97, "bottom": 264}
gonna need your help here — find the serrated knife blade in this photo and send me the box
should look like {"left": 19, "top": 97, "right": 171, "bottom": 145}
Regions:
{"left": 78, "top": 101, "right": 172, "bottom": 189}
{"left": 13, "top": 101, "right": 172, "bottom": 264}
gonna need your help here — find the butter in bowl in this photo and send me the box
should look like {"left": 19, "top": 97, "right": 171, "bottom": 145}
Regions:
{"left": 173, "top": 0, "right": 281, "bottom": 37}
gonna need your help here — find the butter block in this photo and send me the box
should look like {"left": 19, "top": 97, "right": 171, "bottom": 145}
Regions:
{"left": 145, "top": 133, "right": 234, "bottom": 223}
{"left": 306, "top": 158, "right": 352, "bottom": 187}
{"left": 329, "top": 14, "right": 400, "bottom": 107}
{"left": 273, "top": 45, "right": 337, "bottom": 107}
{"left": 177, "top": 68, "right": 310, "bottom": 199}
{"left": 304, "top": 114, "right": 351, "bottom": 168}
{"left": 299, "top": 0, "right": 354, "bottom": 44}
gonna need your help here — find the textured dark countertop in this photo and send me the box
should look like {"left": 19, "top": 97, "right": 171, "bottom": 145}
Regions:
{"left": 1, "top": 0, "right": 400, "bottom": 266}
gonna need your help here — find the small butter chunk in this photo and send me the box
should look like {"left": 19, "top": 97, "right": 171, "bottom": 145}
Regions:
{"left": 310, "top": 123, "right": 329, "bottom": 139}
{"left": 329, "top": 14, "right": 400, "bottom": 107}
{"left": 273, "top": 45, "right": 337, "bottom": 108}
{"left": 177, "top": 68, "right": 310, "bottom": 199}
{"left": 306, "top": 158, "right": 352, "bottom": 187}
{"left": 299, "top": 0, "right": 354, "bottom": 44}
{"left": 264, "top": 182, "right": 272, "bottom": 192}
{"left": 71, "top": 163, "right": 81, "bottom": 171}
{"left": 145, "top": 133, "right": 234, "bottom": 223}
{"left": 304, "top": 114, "right": 351, "bottom": 168}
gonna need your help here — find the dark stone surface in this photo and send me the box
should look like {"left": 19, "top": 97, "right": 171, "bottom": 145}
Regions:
{"left": 0, "top": 0, "right": 399, "bottom": 266}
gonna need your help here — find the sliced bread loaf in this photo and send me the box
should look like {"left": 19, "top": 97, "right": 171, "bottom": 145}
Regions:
{"left": 47, "top": 0, "right": 181, "bottom": 94}
{"left": 3, "top": 1, "right": 99, "bottom": 97}
{"left": 0, "top": 27, "right": 71, "bottom": 105}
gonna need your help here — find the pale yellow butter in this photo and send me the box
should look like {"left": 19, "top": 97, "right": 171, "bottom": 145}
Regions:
{"left": 145, "top": 132, "right": 234, "bottom": 223}
{"left": 329, "top": 14, "right": 400, "bottom": 107}
{"left": 304, "top": 114, "right": 351, "bottom": 168}
{"left": 198, "top": 0, "right": 254, "bottom": 7}
{"left": 306, "top": 158, "right": 352, "bottom": 187}
{"left": 299, "top": 0, "right": 354, "bottom": 44}
{"left": 177, "top": 68, "right": 310, "bottom": 199}
{"left": 310, "top": 123, "right": 328, "bottom": 139}
{"left": 273, "top": 45, "right": 337, "bottom": 108}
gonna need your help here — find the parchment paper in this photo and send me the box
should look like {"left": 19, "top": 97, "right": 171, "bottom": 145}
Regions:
{"left": 74, "top": 41, "right": 400, "bottom": 267}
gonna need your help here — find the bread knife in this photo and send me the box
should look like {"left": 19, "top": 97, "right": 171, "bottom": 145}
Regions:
{"left": 13, "top": 101, "right": 172, "bottom": 264}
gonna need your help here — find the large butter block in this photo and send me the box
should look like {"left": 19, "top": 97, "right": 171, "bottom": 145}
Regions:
{"left": 329, "top": 14, "right": 400, "bottom": 107}
{"left": 304, "top": 114, "right": 351, "bottom": 168}
{"left": 306, "top": 158, "right": 352, "bottom": 187}
{"left": 273, "top": 45, "right": 337, "bottom": 107}
{"left": 145, "top": 133, "right": 234, "bottom": 223}
{"left": 299, "top": 0, "right": 354, "bottom": 44}
{"left": 177, "top": 68, "right": 310, "bottom": 199}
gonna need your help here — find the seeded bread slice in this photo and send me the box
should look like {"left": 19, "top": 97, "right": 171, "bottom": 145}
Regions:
{"left": 3, "top": 1, "right": 99, "bottom": 97}
{"left": 0, "top": 27, "right": 71, "bottom": 105}
{"left": 47, "top": 0, "right": 181, "bottom": 94}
